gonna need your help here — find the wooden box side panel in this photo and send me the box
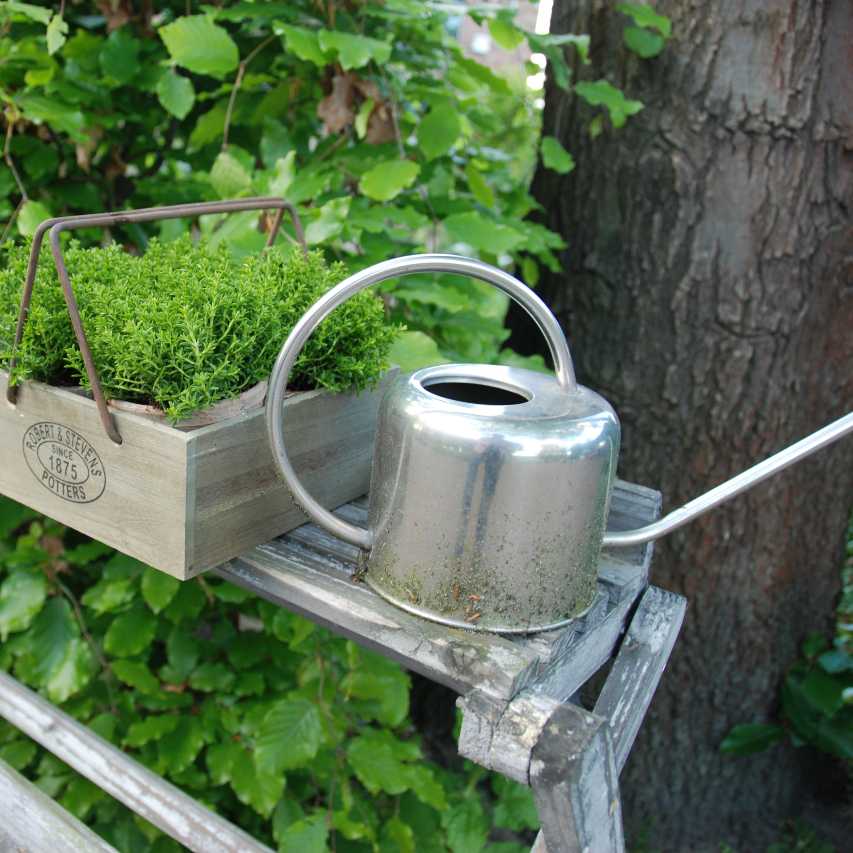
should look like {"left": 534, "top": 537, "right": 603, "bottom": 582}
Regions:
{"left": 0, "top": 373, "right": 190, "bottom": 577}
{"left": 186, "top": 378, "right": 390, "bottom": 575}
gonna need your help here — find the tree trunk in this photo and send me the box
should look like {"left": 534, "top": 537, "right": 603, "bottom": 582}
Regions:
{"left": 508, "top": 1, "right": 853, "bottom": 849}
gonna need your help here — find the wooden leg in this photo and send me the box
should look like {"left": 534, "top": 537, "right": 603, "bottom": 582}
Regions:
{"left": 529, "top": 586, "right": 686, "bottom": 852}
{"left": 594, "top": 586, "right": 686, "bottom": 774}
{"left": 530, "top": 704, "right": 625, "bottom": 853}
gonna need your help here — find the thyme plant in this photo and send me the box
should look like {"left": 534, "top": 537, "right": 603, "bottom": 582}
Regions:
{"left": 0, "top": 237, "right": 398, "bottom": 421}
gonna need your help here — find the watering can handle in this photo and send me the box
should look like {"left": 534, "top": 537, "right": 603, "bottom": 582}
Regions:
{"left": 266, "top": 253, "right": 577, "bottom": 550}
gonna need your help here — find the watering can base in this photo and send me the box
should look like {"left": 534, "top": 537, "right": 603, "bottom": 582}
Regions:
{"left": 363, "top": 573, "right": 596, "bottom": 636}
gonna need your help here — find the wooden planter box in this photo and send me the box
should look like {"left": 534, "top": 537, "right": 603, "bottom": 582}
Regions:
{"left": 0, "top": 370, "right": 390, "bottom": 579}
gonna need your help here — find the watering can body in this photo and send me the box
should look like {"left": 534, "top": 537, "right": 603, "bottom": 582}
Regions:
{"left": 266, "top": 254, "right": 853, "bottom": 635}
{"left": 365, "top": 363, "right": 619, "bottom": 631}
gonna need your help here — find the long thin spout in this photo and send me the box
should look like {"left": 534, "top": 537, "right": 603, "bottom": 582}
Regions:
{"left": 603, "top": 412, "right": 853, "bottom": 548}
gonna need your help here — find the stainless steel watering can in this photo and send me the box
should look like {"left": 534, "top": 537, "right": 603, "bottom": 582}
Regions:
{"left": 266, "top": 255, "right": 853, "bottom": 634}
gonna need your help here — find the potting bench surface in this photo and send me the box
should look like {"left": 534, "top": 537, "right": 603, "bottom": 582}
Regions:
{"left": 0, "top": 479, "right": 685, "bottom": 853}
{"left": 216, "top": 479, "right": 686, "bottom": 852}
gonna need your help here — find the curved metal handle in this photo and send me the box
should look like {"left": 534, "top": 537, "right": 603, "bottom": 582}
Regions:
{"left": 266, "top": 253, "right": 577, "bottom": 550}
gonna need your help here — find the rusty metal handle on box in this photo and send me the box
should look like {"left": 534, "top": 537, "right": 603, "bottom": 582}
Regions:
{"left": 6, "top": 198, "right": 306, "bottom": 445}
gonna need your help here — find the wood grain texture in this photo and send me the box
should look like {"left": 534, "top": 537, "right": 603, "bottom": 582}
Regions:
{"left": 0, "top": 371, "right": 388, "bottom": 579}
{"left": 530, "top": 705, "right": 624, "bottom": 853}
{"left": 0, "top": 670, "right": 272, "bottom": 853}
{"left": 0, "top": 757, "right": 117, "bottom": 852}
{"left": 594, "top": 586, "right": 686, "bottom": 774}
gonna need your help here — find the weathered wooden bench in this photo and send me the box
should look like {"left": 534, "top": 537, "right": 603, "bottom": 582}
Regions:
{"left": 0, "top": 480, "right": 685, "bottom": 852}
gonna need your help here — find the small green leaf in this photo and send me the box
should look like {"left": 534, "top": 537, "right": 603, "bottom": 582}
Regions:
{"left": 279, "top": 814, "right": 329, "bottom": 853}
{"left": 359, "top": 160, "right": 420, "bottom": 202}
{"left": 141, "top": 568, "right": 179, "bottom": 614}
{"left": 0, "top": 739, "right": 37, "bottom": 770}
{"left": 163, "top": 581, "right": 206, "bottom": 623}
{"left": 46, "top": 14, "right": 68, "bottom": 55}
{"left": 206, "top": 740, "right": 241, "bottom": 785}
{"left": 388, "top": 331, "right": 448, "bottom": 373}
{"left": 492, "top": 774, "right": 538, "bottom": 831}
{"left": 230, "top": 748, "right": 284, "bottom": 816}
{"left": 255, "top": 699, "right": 324, "bottom": 775}
{"left": 355, "top": 97, "right": 374, "bottom": 139}
{"left": 17, "top": 200, "right": 52, "bottom": 237}
{"left": 112, "top": 659, "right": 160, "bottom": 695}
{"left": 0, "top": 570, "right": 46, "bottom": 640}
{"left": 443, "top": 211, "right": 523, "bottom": 253}
{"left": 61, "top": 777, "right": 105, "bottom": 821}
{"left": 574, "top": 79, "right": 644, "bottom": 128}
{"left": 304, "top": 196, "right": 351, "bottom": 245}
{"left": 540, "top": 136, "right": 575, "bottom": 174}
{"left": 465, "top": 162, "right": 494, "bottom": 209}
{"left": 189, "top": 662, "right": 235, "bottom": 693}
{"left": 81, "top": 576, "right": 136, "bottom": 615}
{"left": 616, "top": 3, "right": 672, "bottom": 37}
{"left": 443, "top": 799, "right": 489, "bottom": 853}
{"left": 404, "top": 765, "right": 446, "bottom": 811}
{"left": 159, "top": 15, "right": 239, "bottom": 78}
{"left": 99, "top": 28, "right": 140, "bottom": 84}
{"left": 346, "top": 731, "right": 411, "bottom": 796}
{"left": 318, "top": 29, "right": 391, "bottom": 70}
{"left": 2, "top": 2, "right": 51, "bottom": 24}
{"left": 380, "top": 816, "right": 416, "bottom": 853}
{"left": 819, "top": 649, "right": 853, "bottom": 674}
{"left": 487, "top": 17, "right": 524, "bottom": 51}
{"left": 210, "top": 150, "right": 253, "bottom": 198}
{"left": 166, "top": 626, "right": 200, "bottom": 680}
{"left": 800, "top": 669, "right": 845, "bottom": 716}
{"left": 104, "top": 605, "right": 157, "bottom": 657}
{"left": 158, "top": 717, "right": 206, "bottom": 775}
{"left": 720, "top": 723, "right": 785, "bottom": 756}
{"left": 802, "top": 632, "right": 829, "bottom": 659}
{"left": 417, "top": 103, "right": 461, "bottom": 161}
{"left": 276, "top": 23, "right": 327, "bottom": 66}
{"left": 124, "top": 715, "right": 180, "bottom": 748}
{"left": 156, "top": 71, "right": 196, "bottom": 119}
{"left": 623, "top": 26, "right": 666, "bottom": 58}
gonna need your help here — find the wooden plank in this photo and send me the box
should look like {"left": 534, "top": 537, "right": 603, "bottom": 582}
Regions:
{"left": 0, "top": 370, "right": 386, "bottom": 580}
{"left": 0, "top": 757, "right": 117, "bottom": 852}
{"left": 0, "top": 670, "right": 272, "bottom": 853}
{"left": 594, "top": 586, "right": 687, "bottom": 774}
{"left": 457, "top": 689, "right": 561, "bottom": 784}
{"left": 218, "top": 545, "right": 541, "bottom": 699}
{"left": 529, "top": 705, "right": 625, "bottom": 853}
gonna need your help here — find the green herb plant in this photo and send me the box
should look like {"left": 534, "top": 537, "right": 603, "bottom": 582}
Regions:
{"left": 0, "top": 236, "right": 397, "bottom": 421}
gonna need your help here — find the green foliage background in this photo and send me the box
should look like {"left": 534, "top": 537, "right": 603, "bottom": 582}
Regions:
{"left": 0, "top": 1, "right": 669, "bottom": 850}
{"left": 0, "top": 498, "right": 540, "bottom": 851}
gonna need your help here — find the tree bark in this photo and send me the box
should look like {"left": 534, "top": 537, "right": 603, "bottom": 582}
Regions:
{"left": 509, "top": 1, "right": 853, "bottom": 849}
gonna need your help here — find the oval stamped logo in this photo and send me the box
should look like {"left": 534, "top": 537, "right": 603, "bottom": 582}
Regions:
{"left": 22, "top": 422, "right": 106, "bottom": 504}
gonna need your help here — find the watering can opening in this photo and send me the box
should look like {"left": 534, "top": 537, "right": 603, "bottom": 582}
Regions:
{"left": 420, "top": 377, "right": 531, "bottom": 407}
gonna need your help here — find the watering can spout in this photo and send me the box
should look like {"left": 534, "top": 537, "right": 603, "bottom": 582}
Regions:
{"left": 602, "top": 412, "right": 853, "bottom": 549}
